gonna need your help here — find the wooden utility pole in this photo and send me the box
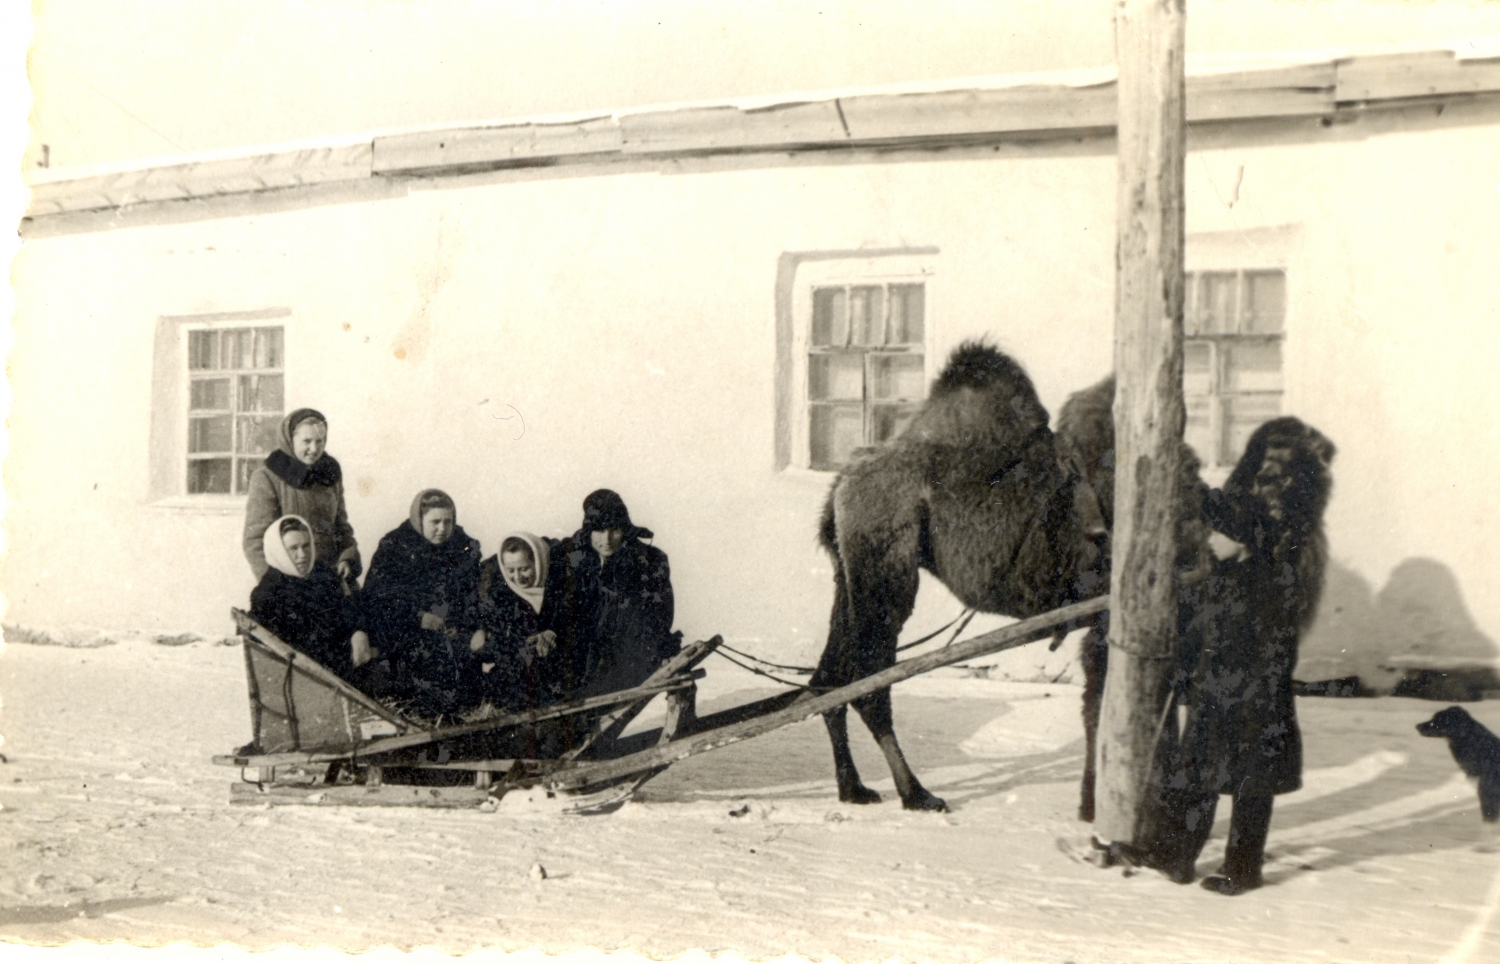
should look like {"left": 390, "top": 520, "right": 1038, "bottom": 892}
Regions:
{"left": 1095, "top": 0, "right": 1188, "bottom": 848}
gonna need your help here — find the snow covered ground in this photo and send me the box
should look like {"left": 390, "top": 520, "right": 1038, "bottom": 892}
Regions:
{"left": 2, "top": 635, "right": 1498, "bottom": 963}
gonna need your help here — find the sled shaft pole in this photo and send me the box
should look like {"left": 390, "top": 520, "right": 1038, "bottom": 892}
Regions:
{"left": 1098, "top": 0, "right": 1188, "bottom": 845}
{"left": 542, "top": 596, "right": 1107, "bottom": 790}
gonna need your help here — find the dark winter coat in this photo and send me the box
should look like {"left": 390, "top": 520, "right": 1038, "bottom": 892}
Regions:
{"left": 560, "top": 533, "right": 677, "bottom": 697}
{"left": 360, "top": 520, "right": 484, "bottom": 718}
{"left": 249, "top": 560, "right": 361, "bottom": 679}
{"left": 477, "top": 541, "right": 572, "bottom": 709}
{"left": 1171, "top": 485, "right": 1308, "bottom": 797}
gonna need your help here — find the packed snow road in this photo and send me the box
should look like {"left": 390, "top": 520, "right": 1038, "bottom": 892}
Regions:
{"left": 2, "top": 637, "right": 1497, "bottom": 962}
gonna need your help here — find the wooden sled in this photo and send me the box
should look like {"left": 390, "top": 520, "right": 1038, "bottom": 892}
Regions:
{"left": 214, "top": 608, "right": 719, "bottom": 807}
{"left": 216, "top": 596, "right": 1107, "bottom": 809}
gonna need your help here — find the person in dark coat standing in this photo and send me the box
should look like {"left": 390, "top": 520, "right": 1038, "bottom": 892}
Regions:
{"left": 1144, "top": 417, "right": 1336, "bottom": 895}
{"left": 243, "top": 408, "right": 361, "bottom": 582}
{"left": 249, "top": 514, "right": 368, "bottom": 680}
{"left": 360, "top": 489, "right": 485, "bottom": 720}
{"left": 560, "top": 489, "right": 679, "bottom": 698}
{"left": 477, "top": 532, "right": 570, "bottom": 710}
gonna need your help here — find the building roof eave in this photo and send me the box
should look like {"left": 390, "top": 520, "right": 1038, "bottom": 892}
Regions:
{"left": 21, "top": 47, "right": 1500, "bottom": 232}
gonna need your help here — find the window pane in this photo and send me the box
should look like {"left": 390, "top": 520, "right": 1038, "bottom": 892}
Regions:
{"left": 809, "top": 353, "right": 864, "bottom": 401}
{"left": 870, "top": 404, "right": 919, "bottom": 444}
{"left": 1223, "top": 394, "right": 1282, "bottom": 465}
{"left": 1223, "top": 341, "right": 1283, "bottom": 392}
{"left": 188, "top": 330, "right": 218, "bottom": 371}
{"left": 238, "top": 373, "right": 285, "bottom": 413}
{"left": 809, "top": 404, "right": 864, "bottom": 471}
{"left": 237, "top": 415, "right": 281, "bottom": 455}
{"left": 219, "top": 329, "right": 252, "bottom": 370}
{"left": 187, "top": 458, "right": 232, "bottom": 494}
{"left": 235, "top": 458, "right": 262, "bottom": 495}
{"left": 188, "top": 415, "right": 232, "bottom": 454}
{"left": 1185, "top": 394, "right": 1213, "bottom": 466}
{"left": 1183, "top": 341, "right": 1212, "bottom": 396}
{"left": 848, "top": 286, "right": 883, "bottom": 346}
{"left": 869, "top": 353, "right": 925, "bottom": 401}
{"left": 1243, "top": 271, "right": 1286, "bottom": 333}
{"left": 253, "top": 327, "right": 284, "bottom": 369}
{"left": 1200, "top": 272, "right": 1238, "bottom": 334}
{"left": 812, "top": 288, "right": 847, "bottom": 347}
{"left": 887, "top": 284, "right": 925, "bottom": 344}
{"left": 190, "top": 377, "right": 230, "bottom": 411}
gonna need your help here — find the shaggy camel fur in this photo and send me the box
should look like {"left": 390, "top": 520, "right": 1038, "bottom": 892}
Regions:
{"left": 813, "top": 342, "right": 1107, "bottom": 811}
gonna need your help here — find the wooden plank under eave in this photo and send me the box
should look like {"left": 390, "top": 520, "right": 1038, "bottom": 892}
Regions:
{"left": 24, "top": 142, "right": 375, "bottom": 215}
{"left": 371, "top": 117, "right": 623, "bottom": 173}
{"left": 618, "top": 100, "right": 848, "bottom": 153}
{"left": 838, "top": 84, "right": 1117, "bottom": 141}
{"left": 1337, "top": 50, "right": 1500, "bottom": 102}
{"left": 1186, "top": 62, "right": 1336, "bottom": 121}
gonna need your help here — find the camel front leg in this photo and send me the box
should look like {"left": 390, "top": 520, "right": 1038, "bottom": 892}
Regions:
{"left": 822, "top": 706, "right": 881, "bottom": 804}
{"left": 854, "top": 689, "right": 948, "bottom": 812}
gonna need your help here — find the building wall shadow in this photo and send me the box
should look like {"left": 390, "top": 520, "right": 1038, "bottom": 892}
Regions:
{"left": 1298, "top": 557, "right": 1498, "bottom": 694}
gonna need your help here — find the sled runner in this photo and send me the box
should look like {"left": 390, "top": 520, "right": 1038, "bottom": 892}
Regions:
{"left": 215, "top": 596, "right": 1107, "bottom": 808}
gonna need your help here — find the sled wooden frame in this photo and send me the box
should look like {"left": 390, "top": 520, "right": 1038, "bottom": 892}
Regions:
{"left": 215, "top": 608, "right": 719, "bottom": 806}
{"left": 216, "top": 596, "right": 1106, "bottom": 807}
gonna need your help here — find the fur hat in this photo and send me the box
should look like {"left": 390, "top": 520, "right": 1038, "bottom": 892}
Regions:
{"left": 580, "top": 489, "right": 653, "bottom": 539}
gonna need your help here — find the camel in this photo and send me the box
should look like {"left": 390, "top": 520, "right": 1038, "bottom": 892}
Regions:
{"left": 812, "top": 342, "right": 1109, "bottom": 812}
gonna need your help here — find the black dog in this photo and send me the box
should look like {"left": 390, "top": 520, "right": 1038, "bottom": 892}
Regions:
{"left": 1417, "top": 706, "right": 1500, "bottom": 822}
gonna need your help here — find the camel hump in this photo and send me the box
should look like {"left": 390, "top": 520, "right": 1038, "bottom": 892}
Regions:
{"left": 931, "top": 341, "right": 1037, "bottom": 399}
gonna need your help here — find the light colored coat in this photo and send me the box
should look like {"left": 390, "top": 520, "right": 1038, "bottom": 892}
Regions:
{"left": 242, "top": 466, "right": 359, "bottom": 580}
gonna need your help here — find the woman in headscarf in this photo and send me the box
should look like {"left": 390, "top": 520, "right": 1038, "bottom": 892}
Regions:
{"left": 243, "top": 408, "right": 360, "bottom": 583}
{"left": 248, "top": 515, "right": 368, "bottom": 679}
{"left": 559, "top": 489, "right": 679, "bottom": 697}
{"left": 360, "top": 489, "right": 485, "bottom": 720}
{"left": 477, "top": 532, "right": 571, "bottom": 710}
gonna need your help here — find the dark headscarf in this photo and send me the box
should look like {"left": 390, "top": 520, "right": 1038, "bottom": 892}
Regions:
{"left": 410, "top": 488, "right": 457, "bottom": 534}
{"left": 578, "top": 489, "right": 654, "bottom": 541}
{"left": 264, "top": 408, "right": 342, "bottom": 489}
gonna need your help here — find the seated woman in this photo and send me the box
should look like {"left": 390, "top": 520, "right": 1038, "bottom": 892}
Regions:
{"left": 248, "top": 515, "right": 368, "bottom": 680}
{"left": 559, "top": 489, "right": 679, "bottom": 697}
{"left": 360, "top": 489, "right": 486, "bottom": 721}
{"left": 477, "top": 532, "right": 571, "bottom": 710}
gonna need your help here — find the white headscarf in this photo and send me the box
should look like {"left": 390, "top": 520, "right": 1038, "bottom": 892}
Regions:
{"left": 499, "top": 532, "right": 550, "bottom": 613}
{"left": 263, "top": 514, "right": 315, "bottom": 578}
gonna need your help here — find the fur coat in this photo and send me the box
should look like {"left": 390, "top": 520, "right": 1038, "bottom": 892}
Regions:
{"left": 560, "top": 533, "right": 676, "bottom": 697}
{"left": 477, "top": 537, "right": 573, "bottom": 709}
{"left": 249, "top": 560, "right": 361, "bottom": 679}
{"left": 360, "top": 519, "right": 484, "bottom": 718}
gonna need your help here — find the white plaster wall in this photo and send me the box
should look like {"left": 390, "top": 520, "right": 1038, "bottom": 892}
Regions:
{"left": 7, "top": 108, "right": 1498, "bottom": 666}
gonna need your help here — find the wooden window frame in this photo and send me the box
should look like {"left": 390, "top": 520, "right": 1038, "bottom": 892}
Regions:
{"left": 788, "top": 255, "right": 935, "bottom": 473}
{"left": 184, "top": 324, "right": 286, "bottom": 496}
{"left": 1184, "top": 268, "right": 1286, "bottom": 471}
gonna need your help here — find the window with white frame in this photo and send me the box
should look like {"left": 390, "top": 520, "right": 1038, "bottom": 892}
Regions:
{"left": 186, "top": 326, "right": 285, "bottom": 494}
{"left": 1183, "top": 268, "right": 1286, "bottom": 470}
{"left": 806, "top": 282, "right": 927, "bottom": 469}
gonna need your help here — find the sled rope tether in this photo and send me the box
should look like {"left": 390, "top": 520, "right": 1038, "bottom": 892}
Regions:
{"left": 711, "top": 608, "right": 979, "bottom": 688}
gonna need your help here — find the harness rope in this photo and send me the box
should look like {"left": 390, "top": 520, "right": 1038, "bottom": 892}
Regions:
{"left": 710, "top": 606, "right": 980, "bottom": 690}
